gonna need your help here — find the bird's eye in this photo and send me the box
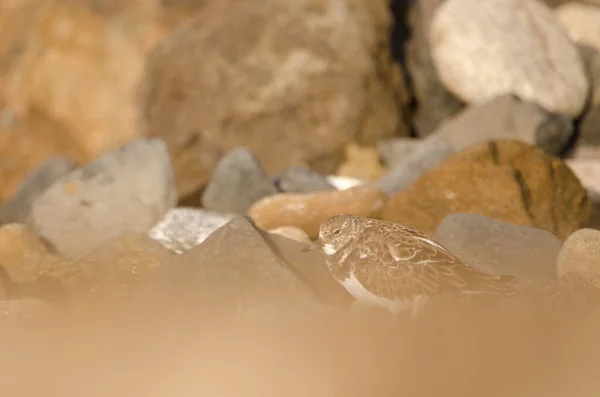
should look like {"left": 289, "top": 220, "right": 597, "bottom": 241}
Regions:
{"left": 332, "top": 229, "right": 341, "bottom": 236}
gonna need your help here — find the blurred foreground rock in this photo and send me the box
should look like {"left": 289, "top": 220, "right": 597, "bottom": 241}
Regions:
{"left": 434, "top": 213, "right": 561, "bottom": 282}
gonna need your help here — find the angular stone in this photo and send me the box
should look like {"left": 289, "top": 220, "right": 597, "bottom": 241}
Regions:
{"left": 382, "top": 140, "right": 591, "bottom": 240}
{"left": 148, "top": 207, "right": 236, "bottom": 254}
{"left": 267, "top": 233, "right": 353, "bottom": 307}
{"left": 148, "top": 217, "right": 317, "bottom": 314}
{"left": 274, "top": 166, "right": 335, "bottom": 194}
{"left": 557, "top": 228, "right": 600, "bottom": 288}
{"left": 138, "top": 0, "right": 409, "bottom": 197}
{"left": 566, "top": 158, "right": 600, "bottom": 230}
{"left": 201, "top": 147, "right": 278, "bottom": 215}
{"left": 0, "top": 157, "right": 76, "bottom": 224}
{"left": 248, "top": 185, "right": 388, "bottom": 238}
{"left": 433, "top": 213, "right": 561, "bottom": 282}
{"left": 430, "top": 0, "right": 589, "bottom": 117}
{"left": 28, "top": 138, "right": 176, "bottom": 259}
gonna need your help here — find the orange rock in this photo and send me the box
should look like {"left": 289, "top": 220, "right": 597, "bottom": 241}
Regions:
{"left": 249, "top": 186, "right": 388, "bottom": 238}
{"left": 382, "top": 140, "right": 591, "bottom": 240}
{"left": 2, "top": 0, "right": 166, "bottom": 160}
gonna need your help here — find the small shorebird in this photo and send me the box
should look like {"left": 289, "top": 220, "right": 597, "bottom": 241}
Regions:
{"left": 302, "top": 214, "right": 515, "bottom": 314}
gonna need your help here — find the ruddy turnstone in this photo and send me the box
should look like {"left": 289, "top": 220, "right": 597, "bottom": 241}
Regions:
{"left": 302, "top": 214, "right": 515, "bottom": 314}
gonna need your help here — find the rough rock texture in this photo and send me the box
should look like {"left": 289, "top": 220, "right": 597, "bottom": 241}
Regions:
{"left": 555, "top": 3, "right": 600, "bottom": 53}
{"left": 557, "top": 228, "right": 600, "bottom": 288}
{"left": 405, "top": 0, "right": 464, "bottom": 137}
{"left": 148, "top": 207, "right": 236, "bottom": 254}
{"left": 3, "top": 0, "right": 165, "bottom": 160}
{"left": 382, "top": 140, "right": 591, "bottom": 240}
{"left": 378, "top": 94, "right": 575, "bottom": 195}
{"left": 201, "top": 148, "right": 278, "bottom": 215}
{"left": 430, "top": 0, "right": 589, "bottom": 117}
{"left": 138, "top": 0, "right": 409, "bottom": 198}
{"left": 434, "top": 213, "right": 561, "bottom": 282}
{"left": 248, "top": 185, "right": 388, "bottom": 238}
{"left": 0, "top": 157, "right": 76, "bottom": 224}
{"left": 28, "top": 138, "right": 176, "bottom": 259}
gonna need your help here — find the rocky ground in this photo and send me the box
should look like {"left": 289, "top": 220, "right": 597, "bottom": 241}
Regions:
{"left": 1, "top": 0, "right": 600, "bottom": 396}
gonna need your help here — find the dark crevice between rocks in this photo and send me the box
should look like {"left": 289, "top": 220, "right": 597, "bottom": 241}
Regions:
{"left": 546, "top": 158, "right": 559, "bottom": 235}
{"left": 487, "top": 141, "right": 500, "bottom": 165}
{"left": 389, "top": 0, "right": 418, "bottom": 137}
{"left": 513, "top": 169, "right": 535, "bottom": 225}
{"left": 249, "top": 217, "right": 322, "bottom": 300}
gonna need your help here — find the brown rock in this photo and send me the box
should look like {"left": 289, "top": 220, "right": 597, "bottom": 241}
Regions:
{"left": 249, "top": 185, "right": 388, "bottom": 238}
{"left": 147, "top": 217, "right": 317, "bottom": 314}
{"left": 63, "top": 233, "right": 174, "bottom": 304}
{"left": 0, "top": 106, "right": 85, "bottom": 204}
{"left": 0, "top": 223, "right": 70, "bottom": 301}
{"left": 336, "top": 143, "right": 386, "bottom": 182}
{"left": 3, "top": 0, "right": 165, "bottom": 160}
{"left": 138, "top": 0, "right": 409, "bottom": 198}
{"left": 557, "top": 228, "right": 600, "bottom": 288}
{"left": 382, "top": 140, "right": 591, "bottom": 240}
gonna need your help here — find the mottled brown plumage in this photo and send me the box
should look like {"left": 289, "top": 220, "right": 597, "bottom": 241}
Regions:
{"left": 303, "top": 214, "right": 514, "bottom": 312}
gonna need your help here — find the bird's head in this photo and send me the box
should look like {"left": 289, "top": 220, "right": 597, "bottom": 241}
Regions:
{"left": 301, "top": 214, "right": 358, "bottom": 256}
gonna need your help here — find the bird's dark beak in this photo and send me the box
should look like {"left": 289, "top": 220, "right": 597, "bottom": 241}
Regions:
{"left": 301, "top": 238, "right": 324, "bottom": 253}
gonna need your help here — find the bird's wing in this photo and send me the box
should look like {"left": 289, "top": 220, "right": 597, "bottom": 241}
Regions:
{"left": 352, "top": 233, "right": 514, "bottom": 301}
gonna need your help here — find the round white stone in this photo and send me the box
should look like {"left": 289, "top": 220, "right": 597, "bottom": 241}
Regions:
{"left": 429, "top": 0, "right": 589, "bottom": 117}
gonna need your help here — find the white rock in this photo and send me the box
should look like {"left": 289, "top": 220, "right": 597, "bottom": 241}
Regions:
{"left": 430, "top": 0, "right": 589, "bottom": 117}
{"left": 148, "top": 208, "right": 236, "bottom": 254}
{"left": 555, "top": 3, "right": 600, "bottom": 53}
{"left": 326, "top": 175, "right": 365, "bottom": 190}
{"left": 566, "top": 159, "right": 600, "bottom": 197}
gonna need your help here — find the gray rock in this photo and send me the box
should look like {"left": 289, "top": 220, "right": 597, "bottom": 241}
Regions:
{"left": 148, "top": 217, "right": 317, "bottom": 315}
{"left": 433, "top": 213, "right": 561, "bottom": 282}
{"left": 377, "top": 133, "right": 455, "bottom": 195}
{"left": 577, "top": 45, "right": 600, "bottom": 146}
{"left": 377, "top": 94, "right": 575, "bottom": 196}
{"left": 0, "top": 157, "right": 76, "bottom": 224}
{"left": 274, "top": 166, "right": 335, "bottom": 193}
{"left": 437, "top": 94, "right": 574, "bottom": 156}
{"left": 378, "top": 137, "right": 422, "bottom": 168}
{"left": 148, "top": 207, "right": 236, "bottom": 254}
{"left": 202, "top": 147, "right": 278, "bottom": 215}
{"left": 28, "top": 138, "right": 176, "bottom": 259}
{"left": 557, "top": 228, "right": 600, "bottom": 287}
